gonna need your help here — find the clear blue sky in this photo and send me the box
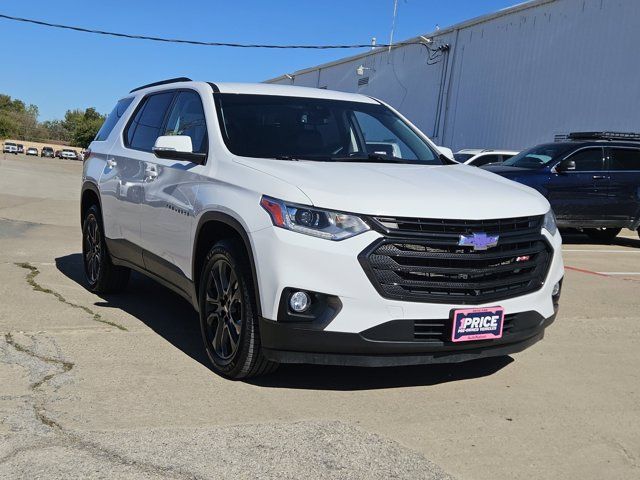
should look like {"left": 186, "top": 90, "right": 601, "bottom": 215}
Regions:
{"left": 0, "top": 0, "right": 518, "bottom": 120}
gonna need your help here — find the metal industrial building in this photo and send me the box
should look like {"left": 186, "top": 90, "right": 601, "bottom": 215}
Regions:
{"left": 267, "top": 0, "right": 640, "bottom": 151}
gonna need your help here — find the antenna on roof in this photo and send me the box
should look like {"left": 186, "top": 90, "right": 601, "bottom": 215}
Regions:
{"left": 389, "top": 0, "right": 399, "bottom": 53}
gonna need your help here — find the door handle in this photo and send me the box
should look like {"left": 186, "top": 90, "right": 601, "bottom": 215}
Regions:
{"left": 144, "top": 166, "right": 158, "bottom": 181}
{"left": 106, "top": 158, "right": 117, "bottom": 168}
{"left": 592, "top": 175, "right": 609, "bottom": 180}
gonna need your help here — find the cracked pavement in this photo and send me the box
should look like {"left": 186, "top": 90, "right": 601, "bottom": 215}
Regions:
{"left": 1, "top": 154, "right": 639, "bottom": 479}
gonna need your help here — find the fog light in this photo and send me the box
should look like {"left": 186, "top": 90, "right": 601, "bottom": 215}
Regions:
{"left": 289, "top": 291, "right": 311, "bottom": 313}
{"left": 552, "top": 281, "right": 561, "bottom": 296}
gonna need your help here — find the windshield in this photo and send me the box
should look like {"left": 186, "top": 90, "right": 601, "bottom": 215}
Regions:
{"left": 502, "top": 144, "right": 572, "bottom": 169}
{"left": 214, "top": 94, "right": 441, "bottom": 164}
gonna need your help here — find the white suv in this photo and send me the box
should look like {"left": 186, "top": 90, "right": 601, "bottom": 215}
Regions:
{"left": 3, "top": 142, "right": 18, "bottom": 154}
{"left": 61, "top": 149, "right": 78, "bottom": 160}
{"left": 82, "top": 78, "right": 564, "bottom": 378}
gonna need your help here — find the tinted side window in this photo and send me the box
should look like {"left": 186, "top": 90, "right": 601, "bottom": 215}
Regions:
{"left": 126, "top": 92, "right": 175, "bottom": 151}
{"left": 95, "top": 97, "right": 134, "bottom": 141}
{"left": 163, "top": 91, "right": 208, "bottom": 154}
{"left": 567, "top": 148, "right": 604, "bottom": 171}
{"left": 609, "top": 148, "right": 640, "bottom": 170}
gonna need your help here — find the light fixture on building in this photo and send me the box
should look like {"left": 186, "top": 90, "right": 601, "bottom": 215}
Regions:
{"left": 356, "top": 65, "right": 371, "bottom": 76}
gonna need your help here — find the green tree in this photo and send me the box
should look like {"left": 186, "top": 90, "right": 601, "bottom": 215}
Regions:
{"left": 0, "top": 92, "right": 105, "bottom": 147}
{"left": 64, "top": 107, "right": 105, "bottom": 148}
{"left": 0, "top": 94, "right": 39, "bottom": 140}
{"left": 41, "top": 119, "right": 70, "bottom": 142}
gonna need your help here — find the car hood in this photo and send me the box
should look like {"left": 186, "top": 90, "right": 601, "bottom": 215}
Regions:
{"left": 234, "top": 158, "right": 549, "bottom": 219}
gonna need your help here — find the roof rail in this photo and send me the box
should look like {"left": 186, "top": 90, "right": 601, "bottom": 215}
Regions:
{"left": 130, "top": 77, "right": 192, "bottom": 93}
{"left": 568, "top": 131, "right": 640, "bottom": 142}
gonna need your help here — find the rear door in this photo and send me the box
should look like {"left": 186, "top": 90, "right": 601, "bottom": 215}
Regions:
{"left": 139, "top": 90, "right": 208, "bottom": 292}
{"left": 546, "top": 147, "right": 607, "bottom": 223}
{"left": 605, "top": 147, "right": 640, "bottom": 225}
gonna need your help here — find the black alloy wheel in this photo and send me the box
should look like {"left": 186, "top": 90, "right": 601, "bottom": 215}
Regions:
{"left": 81, "top": 204, "right": 130, "bottom": 293}
{"left": 83, "top": 213, "right": 102, "bottom": 285}
{"left": 204, "top": 258, "right": 243, "bottom": 363}
{"left": 199, "top": 241, "right": 277, "bottom": 379}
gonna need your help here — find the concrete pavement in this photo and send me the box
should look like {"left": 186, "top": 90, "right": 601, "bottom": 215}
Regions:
{"left": 1, "top": 154, "right": 638, "bottom": 479}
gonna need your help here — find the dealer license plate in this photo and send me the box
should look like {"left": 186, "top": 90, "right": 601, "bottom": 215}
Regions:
{"left": 451, "top": 307, "right": 504, "bottom": 342}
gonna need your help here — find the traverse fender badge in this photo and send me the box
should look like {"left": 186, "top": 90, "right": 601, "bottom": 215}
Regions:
{"left": 458, "top": 232, "right": 499, "bottom": 251}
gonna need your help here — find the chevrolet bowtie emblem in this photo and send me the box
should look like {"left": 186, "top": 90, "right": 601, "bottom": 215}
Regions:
{"left": 458, "top": 232, "right": 499, "bottom": 251}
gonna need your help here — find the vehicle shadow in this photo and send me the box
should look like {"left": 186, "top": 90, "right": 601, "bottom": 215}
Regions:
{"left": 560, "top": 229, "right": 640, "bottom": 248}
{"left": 56, "top": 253, "right": 513, "bottom": 391}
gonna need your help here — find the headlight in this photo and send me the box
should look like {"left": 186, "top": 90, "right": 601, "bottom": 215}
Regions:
{"left": 260, "top": 196, "right": 370, "bottom": 240}
{"left": 542, "top": 209, "right": 557, "bottom": 235}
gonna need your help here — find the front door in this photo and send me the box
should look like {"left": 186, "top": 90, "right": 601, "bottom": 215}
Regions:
{"left": 140, "top": 90, "right": 209, "bottom": 292}
{"left": 546, "top": 147, "right": 608, "bottom": 224}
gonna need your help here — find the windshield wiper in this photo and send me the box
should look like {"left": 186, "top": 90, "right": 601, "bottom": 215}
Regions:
{"left": 328, "top": 153, "right": 410, "bottom": 164}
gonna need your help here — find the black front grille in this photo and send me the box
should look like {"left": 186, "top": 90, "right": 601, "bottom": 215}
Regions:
{"left": 360, "top": 215, "right": 552, "bottom": 304}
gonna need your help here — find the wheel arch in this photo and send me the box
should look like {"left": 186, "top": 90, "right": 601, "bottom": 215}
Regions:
{"left": 81, "top": 181, "right": 102, "bottom": 226}
{"left": 192, "top": 211, "right": 263, "bottom": 317}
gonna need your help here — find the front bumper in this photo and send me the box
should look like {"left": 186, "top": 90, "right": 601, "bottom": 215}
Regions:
{"left": 261, "top": 311, "right": 555, "bottom": 366}
{"left": 251, "top": 225, "right": 564, "bottom": 364}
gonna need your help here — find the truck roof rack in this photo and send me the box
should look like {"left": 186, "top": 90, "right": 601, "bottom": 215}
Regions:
{"left": 130, "top": 77, "right": 192, "bottom": 93}
{"left": 567, "top": 131, "right": 640, "bottom": 142}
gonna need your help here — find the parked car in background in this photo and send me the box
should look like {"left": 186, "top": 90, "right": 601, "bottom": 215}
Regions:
{"left": 61, "top": 149, "right": 78, "bottom": 160}
{"left": 3, "top": 142, "right": 18, "bottom": 154}
{"left": 484, "top": 132, "right": 640, "bottom": 242}
{"left": 81, "top": 79, "right": 564, "bottom": 379}
{"left": 41, "top": 147, "right": 55, "bottom": 158}
{"left": 17, "top": 144, "right": 24, "bottom": 154}
{"left": 55, "top": 150, "right": 63, "bottom": 158}
{"left": 26, "top": 147, "right": 38, "bottom": 156}
{"left": 454, "top": 149, "right": 518, "bottom": 167}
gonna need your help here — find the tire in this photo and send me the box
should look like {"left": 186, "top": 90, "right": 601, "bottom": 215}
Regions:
{"left": 82, "top": 204, "right": 130, "bottom": 293}
{"left": 584, "top": 227, "right": 621, "bottom": 243}
{"left": 198, "top": 240, "right": 278, "bottom": 379}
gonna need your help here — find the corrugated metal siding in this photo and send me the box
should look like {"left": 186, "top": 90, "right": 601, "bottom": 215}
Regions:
{"left": 268, "top": 0, "right": 640, "bottom": 151}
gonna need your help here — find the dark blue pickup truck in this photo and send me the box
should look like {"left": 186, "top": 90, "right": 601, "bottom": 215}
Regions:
{"left": 484, "top": 132, "right": 640, "bottom": 242}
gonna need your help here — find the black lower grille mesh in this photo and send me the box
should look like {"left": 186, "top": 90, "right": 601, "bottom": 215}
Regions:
{"left": 414, "top": 314, "right": 517, "bottom": 342}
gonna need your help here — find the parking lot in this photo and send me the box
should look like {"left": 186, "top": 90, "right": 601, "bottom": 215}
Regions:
{"left": 1, "top": 154, "right": 639, "bottom": 479}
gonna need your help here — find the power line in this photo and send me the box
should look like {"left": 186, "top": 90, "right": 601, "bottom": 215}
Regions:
{"left": 0, "top": 12, "right": 432, "bottom": 50}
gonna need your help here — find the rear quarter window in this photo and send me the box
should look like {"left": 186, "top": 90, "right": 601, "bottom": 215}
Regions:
{"left": 94, "top": 97, "right": 134, "bottom": 142}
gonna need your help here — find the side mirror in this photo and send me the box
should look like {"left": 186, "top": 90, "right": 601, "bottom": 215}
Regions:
{"left": 437, "top": 146, "right": 455, "bottom": 161}
{"left": 152, "top": 135, "right": 206, "bottom": 164}
{"left": 555, "top": 159, "right": 576, "bottom": 173}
